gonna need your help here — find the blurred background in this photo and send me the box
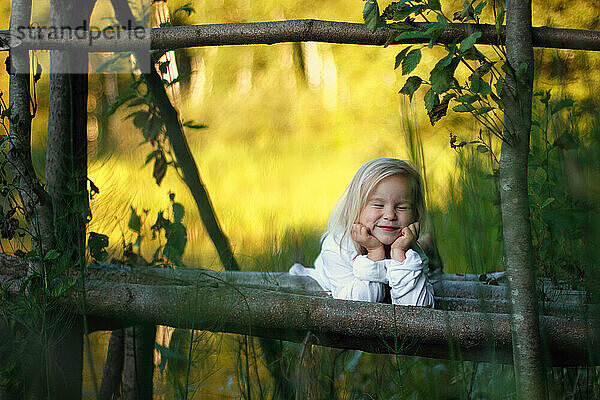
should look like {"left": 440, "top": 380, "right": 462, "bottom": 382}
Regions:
{"left": 1, "top": 0, "right": 600, "bottom": 397}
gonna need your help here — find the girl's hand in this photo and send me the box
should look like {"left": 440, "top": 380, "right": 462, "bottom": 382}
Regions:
{"left": 351, "top": 223, "right": 385, "bottom": 261}
{"left": 390, "top": 222, "right": 419, "bottom": 262}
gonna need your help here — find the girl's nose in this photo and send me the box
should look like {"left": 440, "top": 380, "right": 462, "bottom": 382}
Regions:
{"left": 383, "top": 207, "right": 397, "bottom": 220}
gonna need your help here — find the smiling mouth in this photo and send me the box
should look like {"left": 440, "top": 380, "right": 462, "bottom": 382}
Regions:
{"left": 377, "top": 226, "right": 400, "bottom": 232}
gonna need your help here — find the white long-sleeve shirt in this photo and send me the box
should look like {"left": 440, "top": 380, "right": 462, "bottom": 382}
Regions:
{"left": 289, "top": 232, "right": 434, "bottom": 306}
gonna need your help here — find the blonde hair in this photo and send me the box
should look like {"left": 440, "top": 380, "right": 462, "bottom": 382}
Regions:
{"left": 325, "top": 158, "right": 426, "bottom": 253}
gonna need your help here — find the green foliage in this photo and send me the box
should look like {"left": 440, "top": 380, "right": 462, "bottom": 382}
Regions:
{"left": 527, "top": 91, "right": 600, "bottom": 292}
{"left": 364, "top": 0, "right": 507, "bottom": 135}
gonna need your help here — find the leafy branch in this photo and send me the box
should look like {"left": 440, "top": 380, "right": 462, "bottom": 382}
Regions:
{"left": 364, "top": 0, "right": 518, "bottom": 147}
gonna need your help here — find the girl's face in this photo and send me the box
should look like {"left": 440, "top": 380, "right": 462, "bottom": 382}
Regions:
{"left": 358, "top": 175, "right": 415, "bottom": 246}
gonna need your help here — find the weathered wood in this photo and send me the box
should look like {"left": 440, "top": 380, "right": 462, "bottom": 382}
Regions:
{"left": 0, "top": 257, "right": 597, "bottom": 365}
{"left": 3, "top": 20, "right": 600, "bottom": 52}
{"left": 0, "top": 254, "right": 590, "bottom": 311}
{"left": 72, "top": 280, "right": 599, "bottom": 366}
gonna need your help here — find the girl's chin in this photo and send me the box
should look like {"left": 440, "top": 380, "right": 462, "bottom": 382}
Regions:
{"left": 373, "top": 234, "right": 399, "bottom": 246}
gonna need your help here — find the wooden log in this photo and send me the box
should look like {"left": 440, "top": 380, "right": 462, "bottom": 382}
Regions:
{"left": 0, "top": 261, "right": 598, "bottom": 365}
{"left": 0, "top": 254, "right": 590, "bottom": 312}
{"left": 2, "top": 20, "right": 600, "bottom": 52}
{"left": 68, "top": 280, "right": 599, "bottom": 366}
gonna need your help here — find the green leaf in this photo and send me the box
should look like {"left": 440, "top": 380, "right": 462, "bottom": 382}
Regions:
{"left": 541, "top": 197, "right": 555, "bottom": 208}
{"left": 394, "top": 46, "right": 412, "bottom": 70}
{"left": 457, "top": 94, "right": 480, "bottom": 103}
{"left": 442, "top": 92, "right": 457, "bottom": 103}
{"left": 399, "top": 76, "right": 423, "bottom": 101}
{"left": 43, "top": 249, "right": 60, "bottom": 261}
{"left": 475, "top": 106, "right": 494, "bottom": 115}
{"left": 428, "top": 0, "right": 441, "bottom": 11}
{"left": 434, "top": 52, "right": 455, "bottom": 69}
{"left": 452, "top": 104, "right": 476, "bottom": 112}
{"left": 50, "top": 279, "right": 77, "bottom": 298}
{"left": 495, "top": 6, "right": 505, "bottom": 35}
{"left": 495, "top": 77, "right": 504, "bottom": 96}
{"left": 475, "top": 61, "right": 495, "bottom": 77}
{"left": 476, "top": 145, "right": 489, "bottom": 153}
{"left": 425, "top": 15, "right": 448, "bottom": 47}
{"left": 469, "top": 74, "right": 491, "bottom": 95}
{"left": 533, "top": 167, "right": 547, "bottom": 185}
{"left": 458, "top": 32, "right": 482, "bottom": 53}
{"left": 363, "top": 0, "right": 382, "bottom": 32}
{"left": 393, "top": 5, "right": 426, "bottom": 21}
{"left": 453, "top": 0, "right": 475, "bottom": 21}
{"left": 430, "top": 68, "right": 452, "bottom": 93}
{"left": 424, "top": 89, "right": 439, "bottom": 114}
{"left": 473, "top": 1, "right": 487, "bottom": 17}
{"left": 551, "top": 99, "right": 574, "bottom": 115}
{"left": 128, "top": 206, "right": 142, "bottom": 234}
{"left": 402, "top": 49, "right": 422, "bottom": 75}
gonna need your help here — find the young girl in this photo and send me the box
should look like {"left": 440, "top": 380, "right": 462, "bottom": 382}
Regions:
{"left": 290, "top": 158, "right": 434, "bottom": 306}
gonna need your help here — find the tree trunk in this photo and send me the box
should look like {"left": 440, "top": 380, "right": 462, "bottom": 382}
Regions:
{"left": 44, "top": 0, "right": 97, "bottom": 398}
{"left": 500, "top": 1, "right": 547, "bottom": 398}
{"left": 8, "top": 0, "right": 55, "bottom": 252}
{"left": 98, "top": 330, "right": 125, "bottom": 400}
{"left": 122, "top": 325, "right": 156, "bottom": 400}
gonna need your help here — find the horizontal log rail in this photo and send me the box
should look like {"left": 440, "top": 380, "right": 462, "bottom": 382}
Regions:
{"left": 54, "top": 280, "right": 600, "bottom": 365}
{"left": 0, "top": 254, "right": 598, "bottom": 365}
{"left": 0, "top": 253, "right": 591, "bottom": 314}
{"left": 2, "top": 20, "right": 600, "bottom": 51}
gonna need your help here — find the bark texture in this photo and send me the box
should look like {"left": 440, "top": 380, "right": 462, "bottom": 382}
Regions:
{"left": 7, "top": 0, "right": 55, "bottom": 252}
{"left": 0, "top": 254, "right": 591, "bottom": 317}
{"left": 122, "top": 325, "right": 156, "bottom": 400}
{"left": 98, "top": 330, "right": 124, "bottom": 400}
{"left": 8, "top": 21, "right": 600, "bottom": 52}
{"left": 43, "top": 0, "right": 97, "bottom": 398}
{"left": 0, "top": 257, "right": 597, "bottom": 365}
{"left": 501, "top": 0, "right": 547, "bottom": 398}
{"left": 69, "top": 279, "right": 599, "bottom": 366}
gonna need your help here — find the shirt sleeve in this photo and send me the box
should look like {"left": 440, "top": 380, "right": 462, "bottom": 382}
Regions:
{"left": 353, "top": 255, "right": 389, "bottom": 283}
{"left": 386, "top": 249, "right": 434, "bottom": 307}
{"left": 314, "top": 234, "right": 386, "bottom": 303}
